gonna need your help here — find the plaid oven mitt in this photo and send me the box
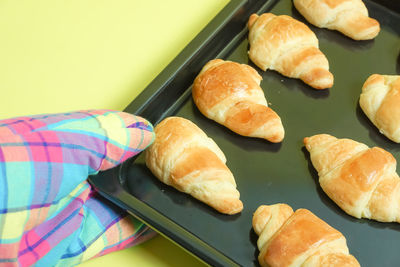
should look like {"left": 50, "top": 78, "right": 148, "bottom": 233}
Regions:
{"left": 0, "top": 110, "right": 156, "bottom": 266}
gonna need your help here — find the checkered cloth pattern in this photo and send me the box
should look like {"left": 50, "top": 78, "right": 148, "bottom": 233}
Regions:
{"left": 0, "top": 110, "right": 156, "bottom": 266}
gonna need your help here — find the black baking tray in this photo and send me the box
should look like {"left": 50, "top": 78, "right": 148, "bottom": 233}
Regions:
{"left": 89, "top": 0, "right": 400, "bottom": 266}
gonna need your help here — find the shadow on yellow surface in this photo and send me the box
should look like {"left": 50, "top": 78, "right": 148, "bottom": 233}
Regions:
{"left": 79, "top": 235, "right": 206, "bottom": 267}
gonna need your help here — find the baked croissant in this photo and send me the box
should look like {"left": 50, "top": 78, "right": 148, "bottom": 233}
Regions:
{"left": 145, "top": 116, "right": 243, "bottom": 215}
{"left": 253, "top": 204, "right": 360, "bottom": 267}
{"left": 247, "top": 13, "right": 333, "bottom": 89}
{"left": 359, "top": 74, "right": 400, "bottom": 143}
{"left": 304, "top": 134, "right": 400, "bottom": 223}
{"left": 192, "top": 59, "right": 284, "bottom": 143}
{"left": 293, "top": 0, "right": 380, "bottom": 40}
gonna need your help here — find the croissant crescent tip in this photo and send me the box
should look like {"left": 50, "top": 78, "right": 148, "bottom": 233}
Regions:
{"left": 303, "top": 137, "right": 310, "bottom": 145}
{"left": 268, "top": 131, "right": 285, "bottom": 143}
{"left": 302, "top": 69, "right": 334, "bottom": 90}
{"left": 248, "top": 14, "right": 259, "bottom": 29}
{"left": 224, "top": 200, "right": 244, "bottom": 215}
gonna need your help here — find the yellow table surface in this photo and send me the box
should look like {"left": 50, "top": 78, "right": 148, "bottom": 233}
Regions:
{"left": 0, "top": 0, "right": 228, "bottom": 265}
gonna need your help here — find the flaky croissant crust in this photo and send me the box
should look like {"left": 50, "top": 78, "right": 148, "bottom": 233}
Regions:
{"left": 253, "top": 204, "right": 360, "bottom": 267}
{"left": 360, "top": 74, "right": 400, "bottom": 143}
{"left": 304, "top": 134, "right": 400, "bottom": 223}
{"left": 294, "top": 0, "right": 380, "bottom": 40}
{"left": 193, "top": 59, "right": 285, "bottom": 143}
{"left": 247, "top": 13, "right": 333, "bottom": 89}
{"left": 145, "top": 116, "right": 243, "bottom": 215}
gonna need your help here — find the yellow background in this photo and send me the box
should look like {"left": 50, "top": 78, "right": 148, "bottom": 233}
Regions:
{"left": 0, "top": 0, "right": 228, "bottom": 265}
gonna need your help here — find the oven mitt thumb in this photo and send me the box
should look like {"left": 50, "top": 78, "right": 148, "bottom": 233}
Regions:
{"left": 0, "top": 110, "right": 155, "bottom": 266}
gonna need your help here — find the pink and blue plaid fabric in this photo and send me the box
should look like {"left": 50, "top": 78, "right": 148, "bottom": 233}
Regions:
{"left": 0, "top": 110, "right": 156, "bottom": 266}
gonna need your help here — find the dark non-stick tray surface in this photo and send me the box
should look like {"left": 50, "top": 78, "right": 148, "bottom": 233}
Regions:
{"left": 89, "top": 0, "right": 400, "bottom": 266}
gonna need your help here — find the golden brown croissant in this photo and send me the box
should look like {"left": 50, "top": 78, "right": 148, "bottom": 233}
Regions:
{"left": 192, "top": 59, "right": 284, "bottom": 143}
{"left": 304, "top": 134, "right": 400, "bottom": 222}
{"left": 294, "top": 0, "right": 380, "bottom": 40}
{"left": 359, "top": 74, "right": 400, "bottom": 143}
{"left": 253, "top": 204, "right": 360, "bottom": 267}
{"left": 247, "top": 13, "right": 333, "bottom": 90}
{"left": 145, "top": 116, "right": 243, "bottom": 215}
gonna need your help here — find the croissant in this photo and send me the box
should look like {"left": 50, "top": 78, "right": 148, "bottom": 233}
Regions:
{"left": 359, "top": 74, "right": 400, "bottom": 143}
{"left": 293, "top": 0, "right": 380, "bottom": 40}
{"left": 145, "top": 116, "right": 243, "bottom": 215}
{"left": 304, "top": 134, "right": 400, "bottom": 223}
{"left": 192, "top": 59, "right": 284, "bottom": 143}
{"left": 253, "top": 204, "right": 360, "bottom": 267}
{"left": 247, "top": 13, "right": 333, "bottom": 90}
